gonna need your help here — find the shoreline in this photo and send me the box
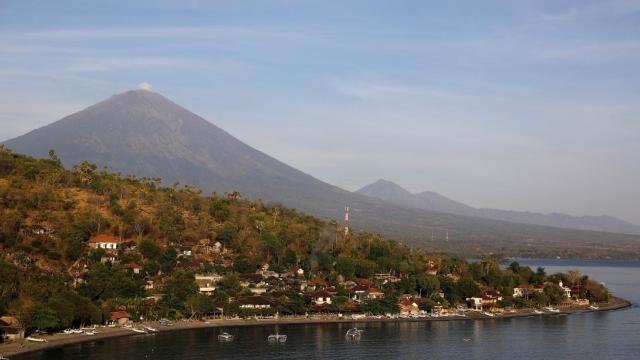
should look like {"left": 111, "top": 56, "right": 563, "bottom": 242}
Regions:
{"left": 1, "top": 297, "right": 631, "bottom": 358}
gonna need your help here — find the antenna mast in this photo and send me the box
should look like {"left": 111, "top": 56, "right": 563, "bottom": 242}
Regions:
{"left": 344, "top": 206, "right": 350, "bottom": 237}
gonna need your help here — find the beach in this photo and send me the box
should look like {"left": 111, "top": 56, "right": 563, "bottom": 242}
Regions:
{"left": 0, "top": 297, "right": 630, "bottom": 358}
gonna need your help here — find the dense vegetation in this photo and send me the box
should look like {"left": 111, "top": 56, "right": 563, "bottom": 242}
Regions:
{"left": 0, "top": 147, "right": 611, "bottom": 332}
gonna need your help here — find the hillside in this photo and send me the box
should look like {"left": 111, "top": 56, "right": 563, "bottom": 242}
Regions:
{"left": 356, "top": 179, "right": 640, "bottom": 235}
{"left": 3, "top": 89, "right": 640, "bottom": 257}
{"left": 0, "top": 148, "right": 613, "bottom": 333}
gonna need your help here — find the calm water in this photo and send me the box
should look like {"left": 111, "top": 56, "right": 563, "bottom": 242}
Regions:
{"left": 15, "top": 259, "right": 640, "bottom": 360}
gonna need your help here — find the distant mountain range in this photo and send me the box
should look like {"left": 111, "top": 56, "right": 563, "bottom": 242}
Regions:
{"left": 356, "top": 179, "right": 640, "bottom": 235}
{"left": 4, "top": 89, "right": 640, "bottom": 258}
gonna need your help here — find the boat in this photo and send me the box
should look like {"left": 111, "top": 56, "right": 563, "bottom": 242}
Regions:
{"left": 142, "top": 325, "right": 158, "bottom": 333}
{"left": 159, "top": 319, "right": 174, "bottom": 326}
{"left": 26, "top": 337, "right": 48, "bottom": 343}
{"left": 267, "top": 334, "right": 287, "bottom": 343}
{"left": 589, "top": 305, "right": 600, "bottom": 310}
{"left": 482, "top": 312, "right": 495, "bottom": 317}
{"left": 345, "top": 328, "right": 362, "bottom": 340}
{"left": 129, "top": 327, "right": 147, "bottom": 334}
{"left": 544, "top": 306, "right": 560, "bottom": 313}
{"left": 0, "top": 355, "right": 10, "bottom": 360}
{"left": 83, "top": 330, "right": 97, "bottom": 336}
{"left": 218, "top": 332, "right": 234, "bottom": 341}
{"left": 533, "top": 310, "right": 544, "bottom": 314}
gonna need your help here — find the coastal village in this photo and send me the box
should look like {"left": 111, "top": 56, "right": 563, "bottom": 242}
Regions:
{"left": 0, "top": 149, "right": 616, "bottom": 350}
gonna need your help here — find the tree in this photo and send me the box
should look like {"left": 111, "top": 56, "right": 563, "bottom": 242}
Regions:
{"left": 139, "top": 239, "right": 162, "bottom": 261}
{"left": 161, "top": 271, "right": 197, "bottom": 310}
{"left": 26, "top": 306, "right": 60, "bottom": 332}
{"left": 416, "top": 273, "right": 440, "bottom": 296}
{"left": 544, "top": 283, "right": 566, "bottom": 305}
{"left": 336, "top": 256, "right": 356, "bottom": 279}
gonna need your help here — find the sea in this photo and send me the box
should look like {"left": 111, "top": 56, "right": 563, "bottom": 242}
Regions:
{"left": 14, "top": 259, "right": 640, "bottom": 360}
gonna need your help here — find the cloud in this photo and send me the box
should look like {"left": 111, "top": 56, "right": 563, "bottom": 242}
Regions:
{"left": 536, "top": 42, "right": 640, "bottom": 62}
{"left": 7, "top": 26, "right": 303, "bottom": 42}
{"left": 542, "top": 0, "right": 640, "bottom": 21}
{"left": 137, "top": 82, "right": 152, "bottom": 91}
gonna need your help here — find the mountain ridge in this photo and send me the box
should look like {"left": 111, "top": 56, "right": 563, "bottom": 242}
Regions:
{"left": 356, "top": 179, "right": 640, "bottom": 235}
{"left": 4, "top": 88, "right": 640, "bottom": 258}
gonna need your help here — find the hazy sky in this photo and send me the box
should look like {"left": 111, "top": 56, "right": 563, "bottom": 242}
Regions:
{"left": 1, "top": 1, "right": 639, "bottom": 224}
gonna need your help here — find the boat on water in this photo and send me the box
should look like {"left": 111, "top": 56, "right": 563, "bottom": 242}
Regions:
{"left": 267, "top": 334, "right": 287, "bottom": 343}
{"left": 533, "top": 309, "right": 544, "bottom": 314}
{"left": 26, "top": 337, "right": 48, "bottom": 343}
{"left": 218, "top": 332, "right": 234, "bottom": 341}
{"left": 482, "top": 312, "right": 495, "bottom": 317}
{"left": 345, "top": 328, "right": 362, "bottom": 340}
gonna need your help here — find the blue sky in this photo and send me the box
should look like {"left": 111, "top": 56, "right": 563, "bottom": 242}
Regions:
{"left": 1, "top": 0, "right": 639, "bottom": 223}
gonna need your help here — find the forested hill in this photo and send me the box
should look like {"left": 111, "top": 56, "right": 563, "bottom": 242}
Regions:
{"left": 5, "top": 89, "right": 639, "bottom": 259}
{"left": 0, "top": 147, "right": 611, "bottom": 332}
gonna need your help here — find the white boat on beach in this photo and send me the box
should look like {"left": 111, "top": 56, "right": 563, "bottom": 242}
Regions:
{"left": 267, "top": 334, "right": 287, "bottom": 343}
{"left": 345, "top": 328, "right": 362, "bottom": 340}
{"left": 26, "top": 336, "right": 48, "bottom": 343}
{"left": 83, "top": 330, "right": 97, "bottom": 336}
{"left": 589, "top": 305, "right": 600, "bottom": 310}
{"left": 218, "top": 332, "right": 234, "bottom": 341}
{"left": 129, "top": 327, "right": 147, "bottom": 334}
{"left": 533, "top": 310, "right": 544, "bottom": 314}
{"left": 544, "top": 306, "right": 560, "bottom": 313}
{"left": 142, "top": 325, "right": 158, "bottom": 333}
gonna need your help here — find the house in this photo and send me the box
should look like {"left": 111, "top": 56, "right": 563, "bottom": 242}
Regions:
{"left": 574, "top": 298, "right": 589, "bottom": 306}
{"left": 513, "top": 287, "right": 526, "bottom": 298}
{"left": 398, "top": 299, "right": 420, "bottom": 315}
{"left": 367, "top": 288, "right": 385, "bottom": 300}
{"left": 100, "top": 253, "right": 117, "bottom": 263}
{"left": 307, "top": 278, "right": 328, "bottom": 291}
{"left": 179, "top": 245, "right": 193, "bottom": 257}
{"left": 312, "top": 290, "right": 333, "bottom": 305}
{"left": 0, "top": 317, "right": 24, "bottom": 342}
{"left": 249, "top": 287, "right": 268, "bottom": 295}
{"left": 122, "top": 263, "right": 141, "bottom": 274}
{"left": 467, "top": 297, "right": 484, "bottom": 310}
{"left": 374, "top": 273, "right": 401, "bottom": 283}
{"left": 350, "top": 285, "right": 369, "bottom": 303}
{"left": 144, "top": 280, "right": 154, "bottom": 290}
{"left": 238, "top": 296, "right": 272, "bottom": 309}
{"left": 559, "top": 281, "right": 572, "bottom": 298}
{"left": 109, "top": 311, "right": 131, "bottom": 325}
{"left": 88, "top": 234, "right": 122, "bottom": 250}
{"left": 195, "top": 274, "right": 220, "bottom": 295}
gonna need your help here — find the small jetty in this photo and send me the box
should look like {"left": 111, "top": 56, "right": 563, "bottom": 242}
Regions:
{"left": 218, "top": 332, "right": 234, "bottom": 342}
